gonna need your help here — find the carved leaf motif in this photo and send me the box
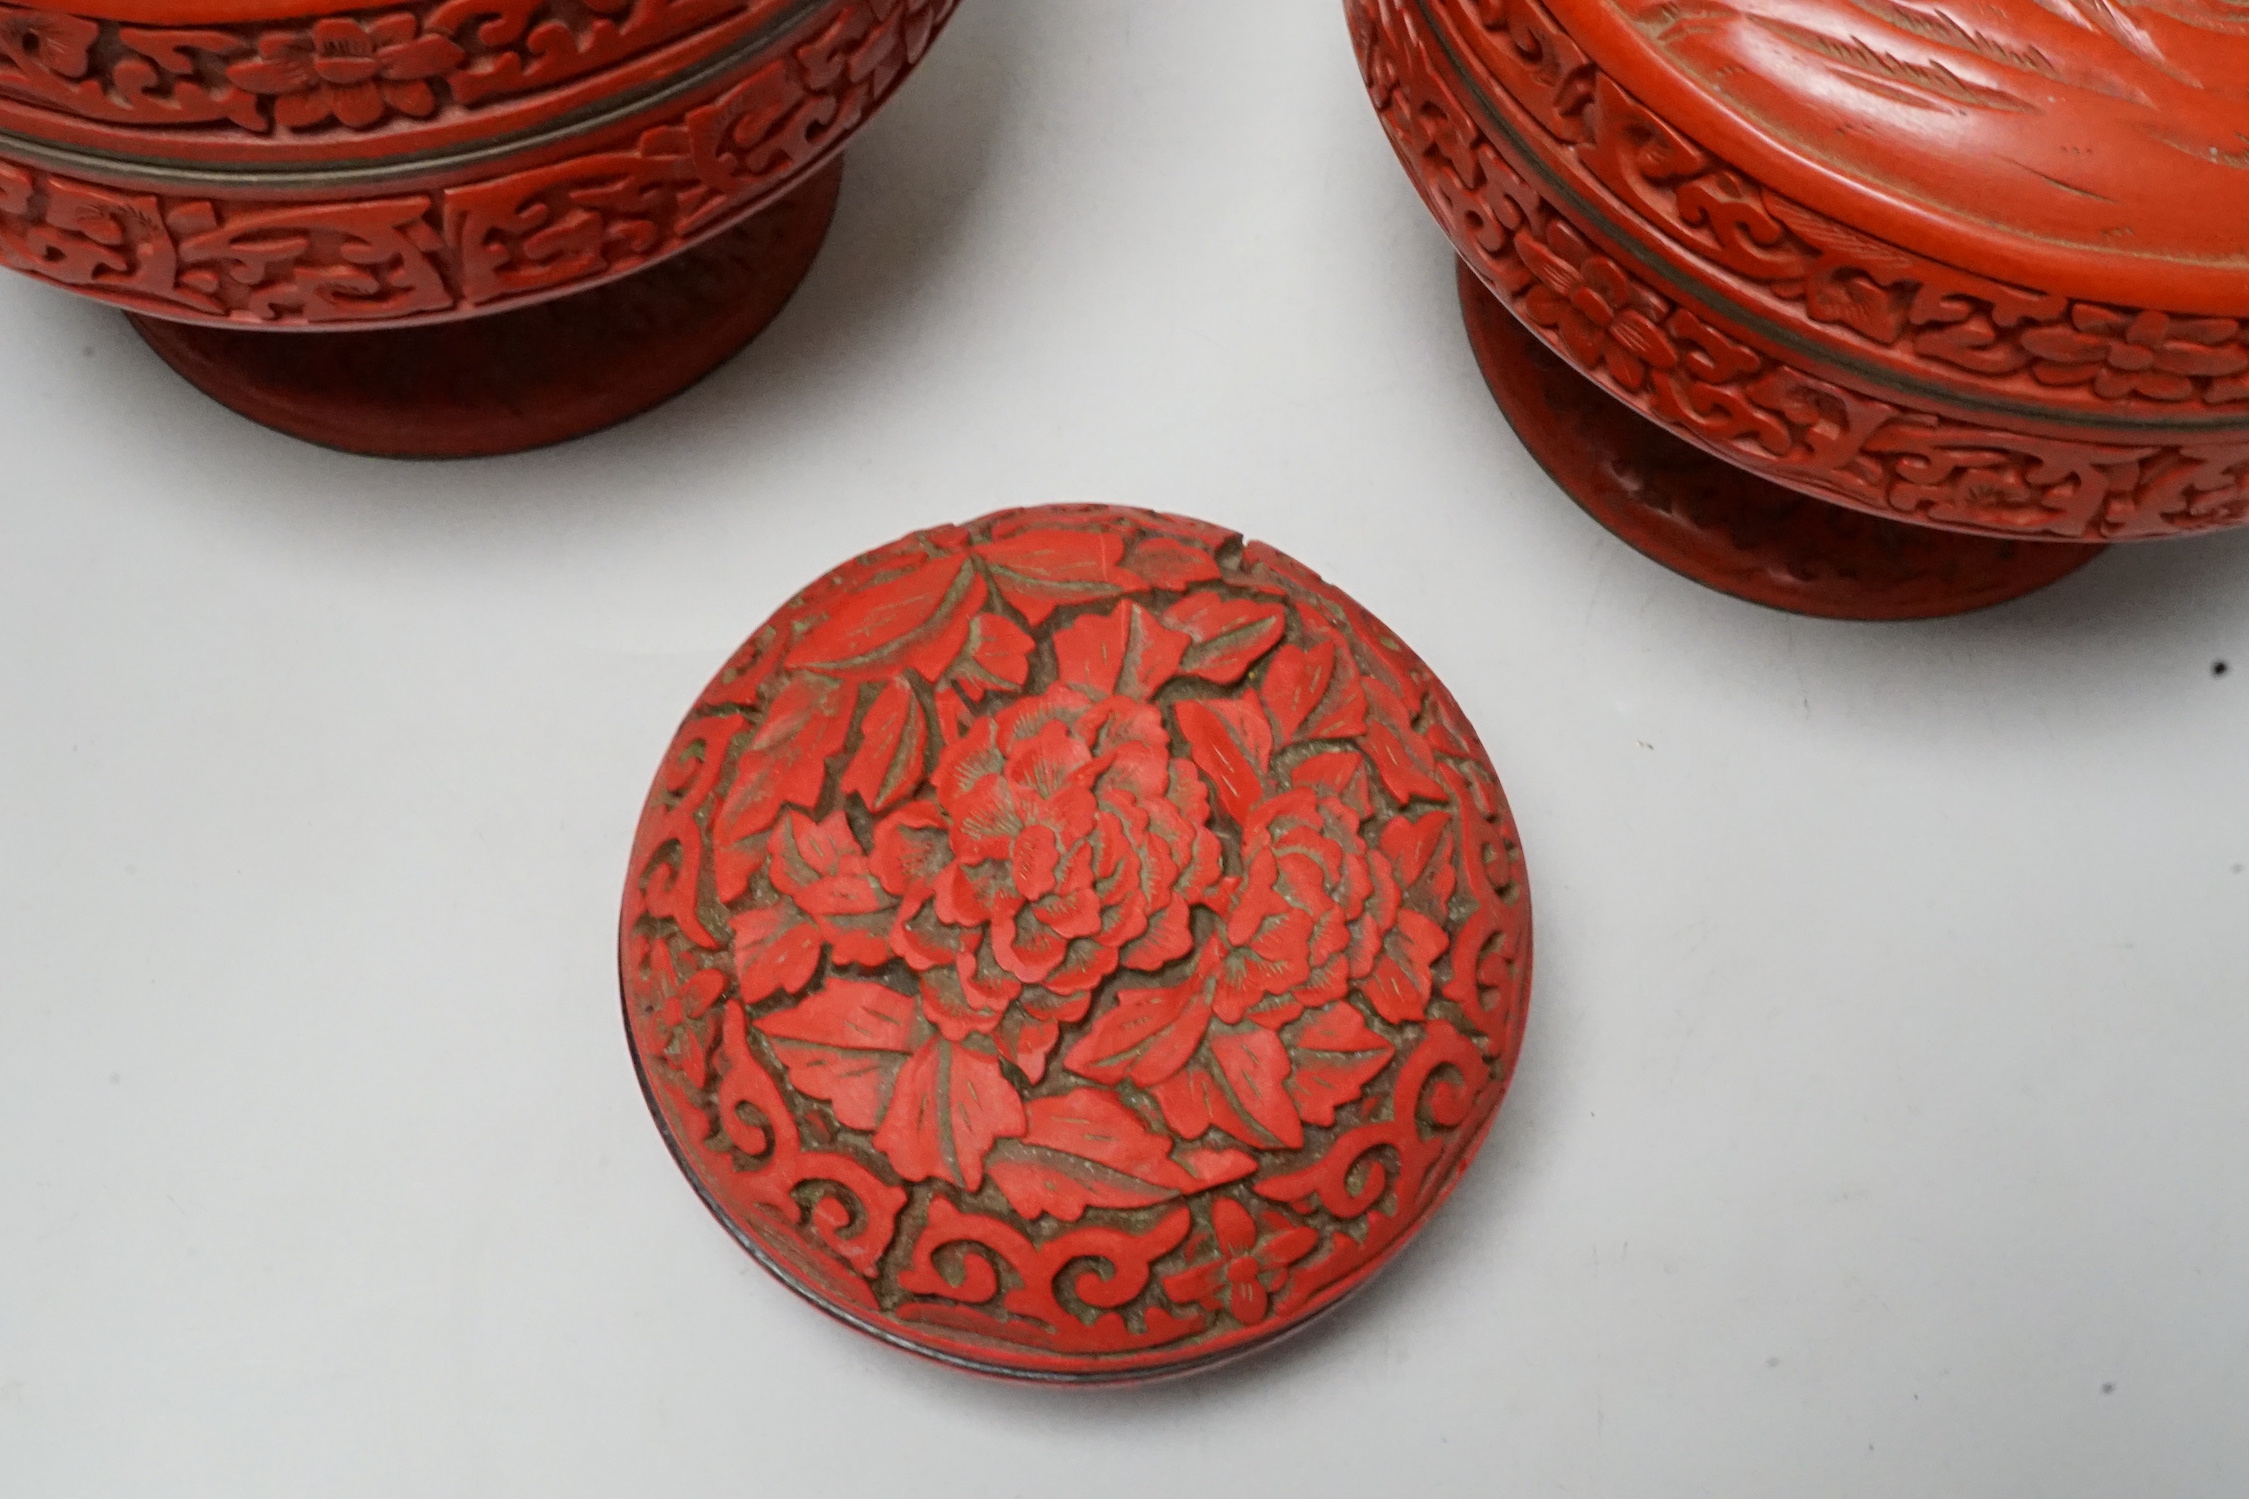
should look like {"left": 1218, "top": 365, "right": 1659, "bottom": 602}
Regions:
{"left": 1052, "top": 599, "right": 1190, "bottom": 699}
{"left": 1149, "top": 1026, "right": 1303, "bottom": 1149}
{"left": 731, "top": 904, "right": 822, "bottom": 1004}
{"left": 769, "top": 809, "right": 874, "bottom": 896}
{"left": 1288, "top": 749, "right": 1376, "bottom": 818}
{"left": 757, "top": 979, "right": 919, "bottom": 1131}
{"left": 976, "top": 530, "right": 1147, "bottom": 623}
{"left": 1205, "top": 1027, "right": 1304, "bottom": 1147}
{"left": 1062, "top": 977, "right": 1212, "bottom": 1089}
{"left": 760, "top": 981, "right": 1028, "bottom": 1191}
{"left": 1260, "top": 641, "right": 1336, "bottom": 743}
{"left": 1122, "top": 534, "right": 1224, "bottom": 590}
{"left": 766, "top": 809, "right": 894, "bottom": 966}
{"left": 1282, "top": 1002, "right": 1394, "bottom": 1126}
{"left": 841, "top": 679, "right": 929, "bottom": 812}
{"left": 993, "top": 984, "right": 1088, "bottom": 1085}
{"left": 1163, "top": 593, "right": 1288, "bottom": 683}
{"left": 1296, "top": 615, "right": 1371, "bottom": 739}
{"left": 1363, "top": 909, "right": 1449, "bottom": 1025}
{"left": 785, "top": 554, "right": 986, "bottom": 679}
{"left": 951, "top": 614, "right": 1035, "bottom": 701}
{"left": 986, "top": 1089, "right": 1256, "bottom": 1222}
{"left": 1175, "top": 697, "right": 1274, "bottom": 830}
{"left": 712, "top": 674, "right": 853, "bottom": 902}
{"left": 872, "top": 1036, "right": 1027, "bottom": 1191}
{"left": 1358, "top": 675, "right": 1448, "bottom": 805}
{"left": 1379, "top": 810, "right": 1453, "bottom": 891}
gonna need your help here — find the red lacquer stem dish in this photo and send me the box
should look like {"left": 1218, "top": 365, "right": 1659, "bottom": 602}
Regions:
{"left": 620, "top": 505, "right": 1534, "bottom": 1383}
{"left": 0, "top": 0, "right": 956, "bottom": 454}
{"left": 1349, "top": 0, "right": 2249, "bottom": 617}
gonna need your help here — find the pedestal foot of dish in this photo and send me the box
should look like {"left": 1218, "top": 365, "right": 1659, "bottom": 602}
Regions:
{"left": 1350, "top": 0, "right": 2249, "bottom": 618}
{"left": 1460, "top": 266, "right": 2106, "bottom": 619}
{"left": 0, "top": 0, "right": 958, "bottom": 457}
{"left": 128, "top": 161, "right": 842, "bottom": 460}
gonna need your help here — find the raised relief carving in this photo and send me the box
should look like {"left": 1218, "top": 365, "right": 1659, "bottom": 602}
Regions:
{"left": 622, "top": 507, "right": 1532, "bottom": 1379}
{"left": 0, "top": 0, "right": 949, "bottom": 322}
{"left": 1351, "top": 0, "right": 2249, "bottom": 540}
{"left": 0, "top": 0, "right": 808, "bottom": 135}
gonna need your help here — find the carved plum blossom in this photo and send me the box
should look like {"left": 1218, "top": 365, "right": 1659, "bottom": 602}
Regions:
{"left": 1514, "top": 220, "right": 1680, "bottom": 392}
{"left": 1162, "top": 1199, "right": 1320, "bottom": 1327}
{"left": 2021, "top": 308, "right": 2249, "bottom": 403}
{"left": 228, "top": 15, "right": 463, "bottom": 130}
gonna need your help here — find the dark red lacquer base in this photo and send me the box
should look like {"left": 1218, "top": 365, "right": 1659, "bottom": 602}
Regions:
{"left": 1457, "top": 264, "right": 2106, "bottom": 620}
{"left": 126, "top": 159, "right": 842, "bottom": 460}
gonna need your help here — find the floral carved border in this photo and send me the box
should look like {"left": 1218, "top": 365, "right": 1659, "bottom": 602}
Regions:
{"left": 1355, "top": 0, "right": 2249, "bottom": 540}
{"left": 620, "top": 507, "right": 1533, "bottom": 1379}
{"left": 0, "top": 0, "right": 948, "bottom": 324}
{"left": 0, "top": 0, "right": 887, "bottom": 139}
{"left": 1430, "top": 0, "right": 2249, "bottom": 419}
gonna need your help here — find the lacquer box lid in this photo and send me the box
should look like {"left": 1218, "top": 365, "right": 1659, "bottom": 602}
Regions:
{"left": 1554, "top": 0, "right": 2249, "bottom": 316}
{"left": 619, "top": 504, "right": 1534, "bottom": 1383}
{"left": 0, "top": 0, "right": 914, "bottom": 172}
{"left": 1389, "top": 0, "right": 2249, "bottom": 492}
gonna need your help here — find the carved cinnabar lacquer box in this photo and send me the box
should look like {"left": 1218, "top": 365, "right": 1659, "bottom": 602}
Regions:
{"left": 620, "top": 505, "right": 1533, "bottom": 1382}
{"left": 1351, "top": 0, "right": 2249, "bottom": 618}
{"left": 0, "top": 0, "right": 955, "bottom": 455}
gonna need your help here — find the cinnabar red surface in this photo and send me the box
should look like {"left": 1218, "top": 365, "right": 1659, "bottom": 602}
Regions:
{"left": 128, "top": 160, "right": 839, "bottom": 458}
{"left": 620, "top": 505, "right": 1533, "bottom": 1382}
{"left": 1350, "top": 0, "right": 2249, "bottom": 616}
{"left": 1461, "top": 266, "right": 2105, "bottom": 619}
{"left": 0, "top": 0, "right": 955, "bottom": 454}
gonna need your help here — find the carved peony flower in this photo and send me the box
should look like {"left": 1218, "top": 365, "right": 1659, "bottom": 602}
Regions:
{"left": 229, "top": 15, "right": 463, "bottom": 131}
{"left": 2022, "top": 305, "right": 2249, "bottom": 403}
{"left": 1162, "top": 1198, "right": 1320, "bottom": 1327}
{"left": 1515, "top": 220, "right": 1680, "bottom": 391}
{"left": 1202, "top": 777, "right": 1396, "bottom": 1030}
{"left": 624, "top": 509, "right": 1536, "bottom": 1372}
{"left": 874, "top": 685, "right": 1222, "bottom": 1082}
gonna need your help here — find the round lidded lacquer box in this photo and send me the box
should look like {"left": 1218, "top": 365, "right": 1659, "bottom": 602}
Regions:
{"left": 1351, "top": 0, "right": 2249, "bottom": 618}
{"left": 0, "top": 0, "right": 956, "bottom": 454}
{"left": 619, "top": 504, "right": 1533, "bottom": 1382}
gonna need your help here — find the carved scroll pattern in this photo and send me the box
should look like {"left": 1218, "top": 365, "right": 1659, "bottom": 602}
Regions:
{"left": 1354, "top": 0, "right": 2249, "bottom": 539}
{"left": 0, "top": 0, "right": 949, "bottom": 323}
{"left": 1438, "top": 0, "right": 2249, "bottom": 414}
{"left": 621, "top": 507, "right": 1533, "bottom": 1373}
{"left": 0, "top": 0, "right": 936, "bottom": 135}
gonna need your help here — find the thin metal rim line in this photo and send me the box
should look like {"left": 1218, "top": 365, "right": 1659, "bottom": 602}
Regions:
{"left": 1414, "top": 0, "right": 2249, "bottom": 441}
{"left": 0, "top": 0, "right": 828, "bottom": 192}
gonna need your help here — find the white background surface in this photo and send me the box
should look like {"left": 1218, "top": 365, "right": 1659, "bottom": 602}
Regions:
{"left": 5, "top": 3, "right": 2248, "bottom": 1494}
